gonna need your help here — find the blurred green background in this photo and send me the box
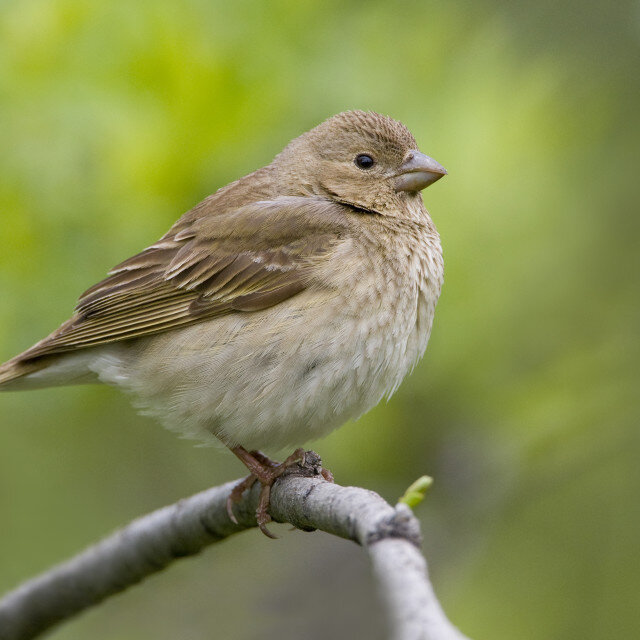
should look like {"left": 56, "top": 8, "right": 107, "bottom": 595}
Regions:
{"left": 1, "top": 1, "right": 638, "bottom": 638}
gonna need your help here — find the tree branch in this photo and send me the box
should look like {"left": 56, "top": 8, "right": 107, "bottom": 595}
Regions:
{"left": 0, "top": 452, "right": 470, "bottom": 640}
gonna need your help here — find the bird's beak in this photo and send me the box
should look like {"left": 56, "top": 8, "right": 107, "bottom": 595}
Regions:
{"left": 394, "top": 151, "right": 447, "bottom": 193}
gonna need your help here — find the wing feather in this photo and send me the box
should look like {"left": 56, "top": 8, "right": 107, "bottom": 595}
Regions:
{"left": 16, "top": 197, "right": 348, "bottom": 361}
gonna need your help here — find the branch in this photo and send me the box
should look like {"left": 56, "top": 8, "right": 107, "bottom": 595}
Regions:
{"left": 0, "top": 452, "right": 470, "bottom": 640}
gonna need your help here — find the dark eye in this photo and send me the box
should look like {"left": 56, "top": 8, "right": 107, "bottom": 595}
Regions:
{"left": 354, "top": 154, "right": 375, "bottom": 169}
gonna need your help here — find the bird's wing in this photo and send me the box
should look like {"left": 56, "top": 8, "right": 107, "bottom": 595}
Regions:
{"left": 19, "top": 196, "right": 348, "bottom": 360}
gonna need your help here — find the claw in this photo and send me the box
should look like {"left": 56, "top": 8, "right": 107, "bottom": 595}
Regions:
{"left": 227, "top": 446, "right": 334, "bottom": 538}
{"left": 226, "top": 474, "right": 257, "bottom": 525}
{"left": 226, "top": 501, "right": 238, "bottom": 525}
{"left": 256, "top": 483, "right": 278, "bottom": 538}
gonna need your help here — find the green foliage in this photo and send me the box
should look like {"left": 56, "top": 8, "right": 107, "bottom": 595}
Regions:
{"left": 0, "top": 2, "right": 637, "bottom": 639}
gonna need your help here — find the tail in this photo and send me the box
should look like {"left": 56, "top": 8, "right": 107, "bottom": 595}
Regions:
{"left": 0, "top": 351, "right": 100, "bottom": 391}
{"left": 0, "top": 356, "right": 48, "bottom": 390}
{"left": 1, "top": 320, "right": 95, "bottom": 390}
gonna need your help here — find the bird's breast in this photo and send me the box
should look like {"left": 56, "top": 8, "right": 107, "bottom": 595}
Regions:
{"left": 337, "top": 215, "right": 444, "bottom": 396}
{"left": 101, "top": 213, "right": 443, "bottom": 451}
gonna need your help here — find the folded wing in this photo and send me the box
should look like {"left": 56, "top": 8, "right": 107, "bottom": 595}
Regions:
{"left": 15, "top": 196, "right": 347, "bottom": 361}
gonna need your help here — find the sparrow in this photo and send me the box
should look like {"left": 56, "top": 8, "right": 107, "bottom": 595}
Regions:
{"left": 0, "top": 111, "right": 446, "bottom": 536}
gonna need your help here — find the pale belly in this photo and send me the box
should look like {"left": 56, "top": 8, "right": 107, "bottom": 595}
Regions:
{"left": 92, "top": 278, "right": 439, "bottom": 452}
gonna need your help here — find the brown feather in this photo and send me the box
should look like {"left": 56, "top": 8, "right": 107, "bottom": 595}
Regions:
{"left": 2, "top": 110, "right": 431, "bottom": 382}
{"left": 11, "top": 197, "right": 349, "bottom": 363}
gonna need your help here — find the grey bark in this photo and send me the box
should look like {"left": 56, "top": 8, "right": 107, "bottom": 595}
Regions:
{"left": 0, "top": 453, "right": 470, "bottom": 640}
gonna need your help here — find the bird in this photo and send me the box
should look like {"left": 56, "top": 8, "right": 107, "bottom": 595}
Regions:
{"left": 0, "top": 110, "right": 446, "bottom": 536}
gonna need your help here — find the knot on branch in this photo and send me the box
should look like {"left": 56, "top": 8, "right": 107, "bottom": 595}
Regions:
{"left": 281, "top": 449, "right": 325, "bottom": 478}
{"left": 366, "top": 503, "right": 423, "bottom": 548}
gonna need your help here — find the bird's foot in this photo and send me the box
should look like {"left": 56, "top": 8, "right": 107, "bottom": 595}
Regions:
{"left": 319, "top": 466, "right": 334, "bottom": 482}
{"left": 226, "top": 447, "right": 333, "bottom": 538}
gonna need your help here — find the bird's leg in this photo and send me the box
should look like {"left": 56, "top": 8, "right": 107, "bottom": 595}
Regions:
{"left": 250, "top": 450, "right": 280, "bottom": 469}
{"left": 226, "top": 446, "right": 306, "bottom": 538}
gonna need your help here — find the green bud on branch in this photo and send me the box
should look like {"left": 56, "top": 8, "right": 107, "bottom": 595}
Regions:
{"left": 398, "top": 475, "right": 433, "bottom": 509}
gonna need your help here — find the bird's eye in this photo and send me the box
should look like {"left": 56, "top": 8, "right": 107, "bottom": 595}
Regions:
{"left": 354, "top": 154, "right": 375, "bottom": 169}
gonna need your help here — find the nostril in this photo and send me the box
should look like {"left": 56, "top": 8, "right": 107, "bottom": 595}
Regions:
{"left": 405, "top": 152, "right": 414, "bottom": 162}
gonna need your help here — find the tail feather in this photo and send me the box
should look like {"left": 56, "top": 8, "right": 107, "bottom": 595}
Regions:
{"left": 0, "top": 357, "right": 47, "bottom": 390}
{"left": 1, "top": 313, "right": 110, "bottom": 390}
{"left": 0, "top": 348, "right": 104, "bottom": 390}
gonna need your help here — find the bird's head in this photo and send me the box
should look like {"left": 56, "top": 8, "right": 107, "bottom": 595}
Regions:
{"left": 273, "top": 110, "right": 446, "bottom": 216}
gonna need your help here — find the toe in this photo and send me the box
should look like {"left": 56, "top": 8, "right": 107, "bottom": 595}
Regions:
{"left": 256, "top": 483, "right": 278, "bottom": 538}
{"left": 321, "top": 468, "right": 335, "bottom": 483}
{"left": 226, "top": 496, "right": 238, "bottom": 524}
{"left": 226, "top": 474, "right": 257, "bottom": 524}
